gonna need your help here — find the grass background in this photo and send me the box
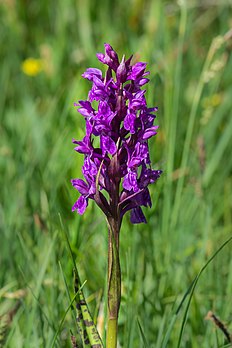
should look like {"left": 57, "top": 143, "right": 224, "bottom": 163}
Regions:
{"left": 1, "top": 0, "right": 232, "bottom": 347}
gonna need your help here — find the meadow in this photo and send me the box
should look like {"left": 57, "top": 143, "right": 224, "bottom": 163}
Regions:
{"left": 1, "top": 1, "right": 232, "bottom": 347}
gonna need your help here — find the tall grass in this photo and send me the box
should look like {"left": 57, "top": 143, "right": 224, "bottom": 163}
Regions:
{"left": 1, "top": 1, "right": 232, "bottom": 347}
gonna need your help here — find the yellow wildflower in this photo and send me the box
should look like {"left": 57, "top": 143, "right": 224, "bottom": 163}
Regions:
{"left": 21, "top": 58, "right": 43, "bottom": 76}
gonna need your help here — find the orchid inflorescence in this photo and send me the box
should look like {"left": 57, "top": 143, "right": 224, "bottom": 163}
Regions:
{"left": 71, "top": 43, "right": 162, "bottom": 225}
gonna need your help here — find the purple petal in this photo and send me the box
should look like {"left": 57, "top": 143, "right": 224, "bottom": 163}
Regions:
{"left": 82, "top": 68, "right": 102, "bottom": 81}
{"left": 83, "top": 157, "right": 98, "bottom": 176}
{"left": 124, "top": 112, "right": 136, "bottom": 133}
{"left": 71, "top": 179, "right": 89, "bottom": 195}
{"left": 78, "top": 101, "right": 94, "bottom": 118}
{"left": 147, "top": 107, "right": 158, "bottom": 113}
{"left": 92, "top": 75, "right": 105, "bottom": 88}
{"left": 72, "top": 196, "right": 88, "bottom": 215}
{"left": 138, "top": 78, "right": 150, "bottom": 86}
{"left": 128, "top": 62, "right": 147, "bottom": 80}
{"left": 73, "top": 136, "right": 92, "bottom": 155}
{"left": 134, "top": 90, "right": 146, "bottom": 99}
{"left": 104, "top": 43, "right": 119, "bottom": 62}
{"left": 123, "top": 170, "right": 138, "bottom": 192}
{"left": 100, "top": 135, "right": 117, "bottom": 155}
{"left": 139, "top": 168, "right": 162, "bottom": 188}
{"left": 96, "top": 44, "right": 119, "bottom": 71}
{"left": 142, "top": 126, "right": 159, "bottom": 140}
{"left": 96, "top": 53, "right": 105, "bottom": 64}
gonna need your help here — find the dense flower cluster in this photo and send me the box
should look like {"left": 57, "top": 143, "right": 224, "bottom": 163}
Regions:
{"left": 71, "top": 44, "right": 161, "bottom": 224}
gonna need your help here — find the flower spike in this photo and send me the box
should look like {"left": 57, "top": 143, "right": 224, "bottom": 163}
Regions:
{"left": 71, "top": 44, "right": 162, "bottom": 224}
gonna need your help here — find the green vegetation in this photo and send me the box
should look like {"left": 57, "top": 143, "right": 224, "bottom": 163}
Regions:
{"left": 1, "top": 1, "right": 232, "bottom": 347}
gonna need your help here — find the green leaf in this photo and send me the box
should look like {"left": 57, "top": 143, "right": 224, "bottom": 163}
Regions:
{"left": 74, "top": 269, "right": 103, "bottom": 348}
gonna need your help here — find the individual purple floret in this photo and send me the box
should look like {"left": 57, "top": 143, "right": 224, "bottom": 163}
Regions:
{"left": 71, "top": 43, "right": 162, "bottom": 224}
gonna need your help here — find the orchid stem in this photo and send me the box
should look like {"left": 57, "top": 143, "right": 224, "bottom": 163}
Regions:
{"left": 106, "top": 219, "right": 121, "bottom": 348}
{"left": 106, "top": 318, "right": 118, "bottom": 348}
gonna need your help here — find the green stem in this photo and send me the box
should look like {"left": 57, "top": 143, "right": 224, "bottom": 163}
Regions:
{"left": 106, "top": 218, "right": 121, "bottom": 348}
{"left": 106, "top": 318, "right": 118, "bottom": 348}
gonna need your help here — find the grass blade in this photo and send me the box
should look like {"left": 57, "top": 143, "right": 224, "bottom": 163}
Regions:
{"left": 58, "top": 213, "right": 103, "bottom": 347}
{"left": 137, "top": 317, "right": 149, "bottom": 348}
{"left": 177, "top": 235, "right": 232, "bottom": 347}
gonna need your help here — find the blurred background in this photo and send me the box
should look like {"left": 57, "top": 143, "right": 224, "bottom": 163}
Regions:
{"left": 1, "top": 0, "right": 232, "bottom": 347}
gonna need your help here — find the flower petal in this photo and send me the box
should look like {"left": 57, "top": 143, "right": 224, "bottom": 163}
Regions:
{"left": 100, "top": 135, "right": 117, "bottom": 155}
{"left": 71, "top": 179, "right": 89, "bottom": 195}
{"left": 72, "top": 196, "right": 88, "bottom": 215}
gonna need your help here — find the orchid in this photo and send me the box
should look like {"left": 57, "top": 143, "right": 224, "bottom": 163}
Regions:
{"left": 71, "top": 43, "right": 161, "bottom": 348}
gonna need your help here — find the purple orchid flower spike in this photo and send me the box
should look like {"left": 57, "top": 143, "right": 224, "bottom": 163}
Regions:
{"left": 71, "top": 43, "right": 162, "bottom": 224}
